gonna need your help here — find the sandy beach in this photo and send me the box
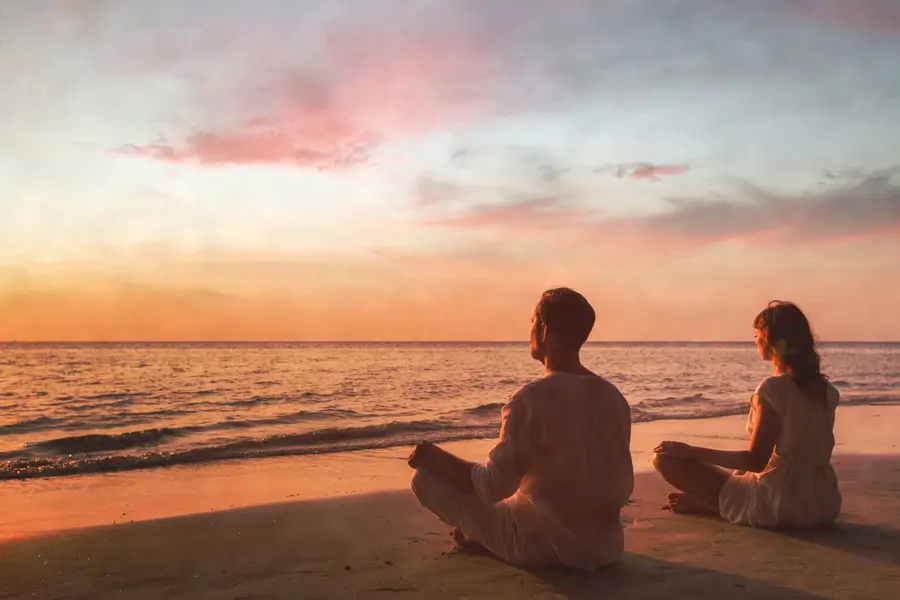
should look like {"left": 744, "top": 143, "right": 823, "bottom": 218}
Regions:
{"left": 2, "top": 405, "right": 898, "bottom": 599}
{"left": 5, "top": 0, "right": 900, "bottom": 596}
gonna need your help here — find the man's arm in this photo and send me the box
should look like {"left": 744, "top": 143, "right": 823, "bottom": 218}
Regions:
{"left": 470, "top": 398, "right": 530, "bottom": 504}
{"left": 408, "top": 396, "right": 531, "bottom": 502}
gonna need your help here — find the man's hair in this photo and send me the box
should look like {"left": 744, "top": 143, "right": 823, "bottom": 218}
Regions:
{"left": 536, "top": 287, "right": 595, "bottom": 350}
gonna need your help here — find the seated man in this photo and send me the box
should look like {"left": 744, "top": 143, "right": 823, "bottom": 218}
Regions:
{"left": 408, "top": 288, "right": 634, "bottom": 570}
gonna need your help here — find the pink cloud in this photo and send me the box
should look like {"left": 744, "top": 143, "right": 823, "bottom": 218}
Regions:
{"left": 595, "top": 162, "right": 691, "bottom": 183}
{"left": 119, "top": 129, "right": 379, "bottom": 170}
{"left": 117, "top": 16, "right": 498, "bottom": 170}
{"left": 797, "top": 0, "right": 900, "bottom": 37}
{"left": 629, "top": 164, "right": 690, "bottom": 181}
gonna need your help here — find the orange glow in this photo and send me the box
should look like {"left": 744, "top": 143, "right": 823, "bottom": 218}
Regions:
{"left": 2, "top": 239, "right": 899, "bottom": 342}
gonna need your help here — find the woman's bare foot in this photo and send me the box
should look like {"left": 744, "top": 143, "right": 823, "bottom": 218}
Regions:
{"left": 664, "top": 492, "right": 718, "bottom": 515}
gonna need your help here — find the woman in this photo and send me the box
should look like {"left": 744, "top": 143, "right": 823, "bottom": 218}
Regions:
{"left": 653, "top": 300, "right": 842, "bottom": 528}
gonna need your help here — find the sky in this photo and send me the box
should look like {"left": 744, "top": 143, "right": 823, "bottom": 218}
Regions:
{"left": 1, "top": 0, "right": 899, "bottom": 341}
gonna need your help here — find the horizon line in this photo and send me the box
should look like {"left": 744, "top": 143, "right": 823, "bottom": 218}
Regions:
{"left": 1, "top": 340, "right": 897, "bottom": 345}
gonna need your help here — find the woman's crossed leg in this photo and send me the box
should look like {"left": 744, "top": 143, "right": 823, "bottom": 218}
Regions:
{"left": 652, "top": 453, "right": 731, "bottom": 515}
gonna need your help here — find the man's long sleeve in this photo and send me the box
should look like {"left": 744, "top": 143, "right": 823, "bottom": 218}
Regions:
{"left": 470, "top": 397, "right": 530, "bottom": 504}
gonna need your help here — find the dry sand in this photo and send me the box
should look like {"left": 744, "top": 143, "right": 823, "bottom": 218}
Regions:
{"left": 1, "top": 406, "right": 898, "bottom": 599}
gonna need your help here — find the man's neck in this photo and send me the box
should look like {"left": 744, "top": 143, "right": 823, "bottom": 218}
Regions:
{"left": 544, "top": 354, "right": 586, "bottom": 375}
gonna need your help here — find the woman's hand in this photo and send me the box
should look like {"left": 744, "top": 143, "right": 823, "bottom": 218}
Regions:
{"left": 653, "top": 440, "right": 697, "bottom": 460}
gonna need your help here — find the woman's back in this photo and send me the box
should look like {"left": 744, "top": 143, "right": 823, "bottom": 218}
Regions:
{"left": 760, "top": 374, "right": 840, "bottom": 469}
{"left": 735, "top": 373, "right": 843, "bottom": 527}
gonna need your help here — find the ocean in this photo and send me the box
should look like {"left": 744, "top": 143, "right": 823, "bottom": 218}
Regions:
{"left": 1, "top": 342, "right": 897, "bottom": 481}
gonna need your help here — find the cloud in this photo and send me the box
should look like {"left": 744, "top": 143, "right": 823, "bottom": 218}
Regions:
{"left": 595, "top": 162, "right": 691, "bottom": 182}
{"left": 416, "top": 179, "right": 472, "bottom": 207}
{"left": 446, "top": 145, "right": 691, "bottom": 184}
{"left": 114, "top": 64, "right": 414, "bottom": 170}
{"left": 115, "top": 9, "right": 504, "bottom": 170}
{"left": 445, "top": 145, "right": 576, "bottom": 185}
{"left": 97, "top": 1, "right": 898, "bottom": 177}
{"left": 634, "top": 167, "right": 900, "bottom": 244}
{"left": 417, "top": 167, "right": 900, "bottom": 247}
{"left": 414, "top": 176, "right": 589, "bottom": 231}
{"left": 795, "top": 0, "right": 900, "bottom": 37}
{"left": 119, "top": 129, "right": 380, "bottom": 171}
{"left": 419, "top": 196, "right": 586, "bottom": 231}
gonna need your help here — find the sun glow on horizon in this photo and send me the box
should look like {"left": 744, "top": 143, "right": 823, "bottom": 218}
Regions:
{"left": 2, "top": 1, "right": 899, "bottom": 341}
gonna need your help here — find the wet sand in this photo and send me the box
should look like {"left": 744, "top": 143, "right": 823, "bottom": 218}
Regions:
{"left": 1, "top": 406, "right": 898, "bottom": 599}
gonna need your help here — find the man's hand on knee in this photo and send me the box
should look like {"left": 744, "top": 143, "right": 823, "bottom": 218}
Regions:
{"left": 408, "top": 441, "right": 479, "bottom": 496}
{"left": 408, "top": 441, "right": 438, "bottom": 469}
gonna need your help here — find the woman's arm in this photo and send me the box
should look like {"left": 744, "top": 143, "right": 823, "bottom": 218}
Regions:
{"left": 657, "top": 395, "right": 781, "bottom": 473}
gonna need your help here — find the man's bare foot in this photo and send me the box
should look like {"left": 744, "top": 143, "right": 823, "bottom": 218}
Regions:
{"left": 664, "top": 492, "right": 718, "bottom": 515}
{"left": 450, "top": 527, "right": 467, "bottom": 546}
{"left": 450, "top": 528, "right": 488, "bottom": 554}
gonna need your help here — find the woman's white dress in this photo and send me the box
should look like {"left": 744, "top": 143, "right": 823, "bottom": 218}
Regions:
{"left": 718, "top": 373, "right": 842, "bottom": 527}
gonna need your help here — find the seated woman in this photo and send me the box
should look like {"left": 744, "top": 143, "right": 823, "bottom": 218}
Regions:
{"left": 653, "top": 300, "right": 842, "bottom": 528}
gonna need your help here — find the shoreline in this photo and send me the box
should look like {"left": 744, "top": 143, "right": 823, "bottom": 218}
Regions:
{"left": 1, "top": 405, "right": 896, "bottom": 541}
{"left": 3, "top": 393, "right": 896, "bottom": 482}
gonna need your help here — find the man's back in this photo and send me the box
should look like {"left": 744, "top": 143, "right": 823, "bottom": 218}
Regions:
{"left": 516, "top": 372, "right": 634, "bottom": 519}
{"left": 471, "top": 371, "right": 634, "bottom": 569}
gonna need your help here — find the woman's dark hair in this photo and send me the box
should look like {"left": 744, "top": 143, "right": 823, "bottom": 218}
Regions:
{"left": 754, "top": 300, "right": 828, "bottom": 401}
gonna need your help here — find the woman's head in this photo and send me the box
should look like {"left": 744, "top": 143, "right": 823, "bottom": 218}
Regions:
{"left": 753, "top": 300, "right": 825, "bottom": 387}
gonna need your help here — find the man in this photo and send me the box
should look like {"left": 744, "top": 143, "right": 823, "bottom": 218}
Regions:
{"left": 408, "top": 287, "right": 634, "bottom": 570}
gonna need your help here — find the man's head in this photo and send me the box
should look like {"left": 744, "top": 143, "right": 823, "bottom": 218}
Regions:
{"left": 530, "top": 287, "right": 596, "bottom": 362}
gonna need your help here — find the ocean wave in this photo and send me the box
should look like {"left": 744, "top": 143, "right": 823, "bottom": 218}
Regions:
{"left": 2, "top": 409, "right": 192, "bottom": 436}
{"left": 632, "top": 403, "right": 748, "bottom": 422}
{"left": 637, "top": 393, "right": 711, "bottom": 409}
{"left": 0, "top": 420, "right": 495, "bottom": 480}
{"left": 28, "top": 428, "right": 179, "bottom": 454}
{"left": 16, "top": 407, "right": 363, "bottom": 455}
{"left": 212, "top": 407, "right": 359, "bottom": 429}
{"left": 2, "top": 393, "right": 897, "bottom": 481}
{"left": 461, "top": 402, "right": 505, "bottom": 416}
{"left": 836, "top": 380, "right": 900, "bottom": 390}
{"left": 841, "top": 394, "right": 900, "bottom": 406}
{"left": 223, "top": 391, "right": 327, "bottom": 407}
{"left": 1, "top": 395, "right": 342, "bottom": 436}
{"left": 84, "top": 392, "right": 148, "bottom": 401}
{"left": 0, "top": 416, "right": 67, "bottom": 434}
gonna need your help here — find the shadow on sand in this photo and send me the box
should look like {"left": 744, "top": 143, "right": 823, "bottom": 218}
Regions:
{"left": 778, "top": 520, "right": 900, "bottom": 567}
{"left": 529, "top": 553, "right": 831, "bottom": 599}
{"left": 776, "top": 453, "right": 900, "bottom": 567}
